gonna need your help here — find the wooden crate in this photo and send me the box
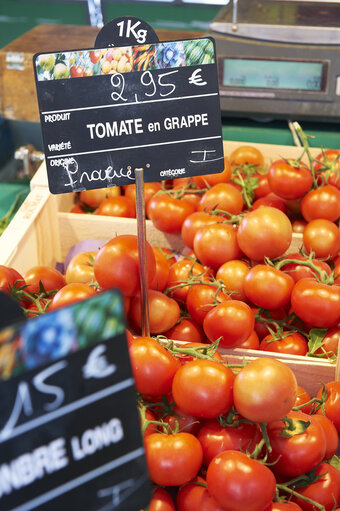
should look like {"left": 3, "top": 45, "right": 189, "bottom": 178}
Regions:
{"left": 0, "top": 24, "right": 201, "bottom": 122}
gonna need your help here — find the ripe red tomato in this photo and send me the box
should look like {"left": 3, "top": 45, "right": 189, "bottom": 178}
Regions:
{"left": 313, "top": 149, "right": 340, "bottom": 189}
{"left": 0, "top": 265, "right": 25, "bottom": 295}
{"left": 267, "top": 503, "right": 303, "bottom": 511}
{"left": 144, "top": 487, "right": 175, "bottom": 511}
{"left": 244, "top": 265, "right": 294, "bottom": 310}
{"left": 216, "top": 259, "right": 249, "bottom": 302}
{"left": 94, "top": 234, "right": 156, "bottom": 297}
{"left": 171, "top": 188, "right": 201, "bottom": 209}
{"left": 259, "top": 331, "right": 308, "bottom": 356}
{"left": 267, "top": 411, "right": 326, "bottom": 477}
{"left": 177, "top": 477, "right": 225, "bottom": 511}
{"left": 294, "top": 385, "right": 313, "bottom": 414}
{"left": 194, "top": 157, "right": 232, "bottom": 187}
{"left": 164, "top": 317, "right": 205, "bottom": 343}
{"left": 128, "top": 336, "right": 180, "bottom": 397}
{"left": 149, "top": 246, "right": 170, "bottom": 292}
{"left": 311, "top": 413, "right": 339, "bottom": 459}
{"left": 141, "top": 408, "right": 158, "bottom": 438}
{"left": 193, "top": 223, "right": 242, "bottom": 270}
{"left": 316, "top": 381, "right": 340, "bottom": 433}
{"left": 203, "top": 300, "right": 254, "bottom": 348}
{"left": 237, "top": 329, "right": 260, "bottom": 349}
{"left": 279, "top": 252, "right": 331, "bottom": 283}
{"left": 162, "top": 403, "right": 202, "bottom": 435}
{"left": 303, "top": 218, "right": 340, "bottom": 259}
{"left": 301, "top": 184, "right": 340, "bottom": 222}
{"left": 124, "top": 181, "right": 162, "bottom": 211}
{"left": 292, "top": 462, "right": 340, "bottom": 511}
{"left": 23, "top": 266, "right": 65, "bottom": 294}
{"left": 197, "top": 418, "right": 261, "bottom": 466}
{"left": 198, "top": 183, "right": 243, "bottom": 215}
{"left": 166, "top": 259, "right": 213, "bottom": 303}
{"left": 253, "top": 307, "right": 287, "bottom": 340}
{"left": 291, "top": 278, "right": 340, "bottom": 328}
{"left": 229, "top": 145, "right": 265, "bottom": 169}
{"left": 237, "top": 207, "right": 292, "bottom": 261}
{"left": 314, "top": 326, "right": 339, "bottom": 358}
{"left": 186, "top": 283, "right": 230, "bottom": 325}
{"left": 95, "top": 196, "right": 136, "bottom": 218}
{"left": 172, "top": 176, "right": 195, "bottom": 189}
{"left": 65, "top": 251, "right": 97, "bottom": 285}
{"left": 251, "top": 194, "right": 288, "bottom": 214}
{"left": 49, "top": 283, "right": 96, "bottom": 310}
{"left": 145, "top": 432, "right": 203, "bottom": 486}
{"left": 129, "top": 289, "right": 180, "bottom": 334}
{"left": 292, "top": 219, "right": 307, "bottom": 233}
{"left": 334, "top": 257, "right": 340, "bottom": 284}
{"left": 206, "top": 450, "right": 276, "bottom": 511}
{"left": 147, "top": 194, "right": 195, "bottom": 234}
{"left": 181, "top": 211, "right": 222, "bottom": 249}
{"left": 267, "top": 160, "right": 313, "bottom": 199}
{"left": 254, "top": 173, "right": 271, "bottom": 199}
{"left": 79, "top": 187, "right": 120, "bottom": 208}
{"left": 172, "top": 359, "right": 235, "bottom": 419}
{"left": 233, "top": 358, "right": 297, "bottom": 423}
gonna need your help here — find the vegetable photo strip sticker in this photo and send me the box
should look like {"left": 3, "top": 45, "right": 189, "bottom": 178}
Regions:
{"left": 35, "top": 40, "right": 214, "bottom": 81}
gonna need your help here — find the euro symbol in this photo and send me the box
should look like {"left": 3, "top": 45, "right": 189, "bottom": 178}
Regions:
{"left": 188, "top": 68, "right": 207, "bottom": 87}
{"left": 83, "top": 344, "right": 116, "bottom": 379}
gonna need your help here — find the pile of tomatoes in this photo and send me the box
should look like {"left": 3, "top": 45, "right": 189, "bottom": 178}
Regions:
{"left": 131, "top": 342, "right": 340, "bottom": 511}
{"left": 1, "top": 139, "right": 340, "bottom": 509}
{"left": 65, "top": 142, "right": 340, "bottom": 355}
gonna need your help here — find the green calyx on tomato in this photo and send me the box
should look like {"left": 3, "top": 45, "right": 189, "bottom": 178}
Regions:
{"left": 278, "top": 417, "right": 311, "bottom": 438}
{"left": 231, "top": 168, "right": 259, "bottom": 209}
{"left": 269, "top": 254, "right": 334, "bottom": 286}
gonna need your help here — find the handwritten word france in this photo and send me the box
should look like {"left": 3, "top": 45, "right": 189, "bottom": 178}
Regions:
{"left": 59, "top": 158, "right": 135, "bottom": 189}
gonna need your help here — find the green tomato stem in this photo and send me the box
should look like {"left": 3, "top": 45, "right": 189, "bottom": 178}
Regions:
{"left": 276, "top": 483, "right": 325, "bottom": 511}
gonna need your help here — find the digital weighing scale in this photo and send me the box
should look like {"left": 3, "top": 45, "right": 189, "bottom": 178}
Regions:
{"left": 208, "top": 0, "right": 340, "bottom": 122}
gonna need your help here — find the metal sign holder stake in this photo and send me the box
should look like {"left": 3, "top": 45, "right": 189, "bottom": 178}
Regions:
{"left": 135, "top": 168, "right": 150, "bottom": 337}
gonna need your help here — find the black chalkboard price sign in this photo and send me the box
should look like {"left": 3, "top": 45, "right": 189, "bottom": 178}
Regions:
{"left": 33, "top": 36, "right": 223, "bottom": 194}
{"left": 0, "top": 291, "right": 151, "bottom": 511}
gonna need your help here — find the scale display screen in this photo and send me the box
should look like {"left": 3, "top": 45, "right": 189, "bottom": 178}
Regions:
{"left": 223, "top": 58, "right": 326, "bottom": 91}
